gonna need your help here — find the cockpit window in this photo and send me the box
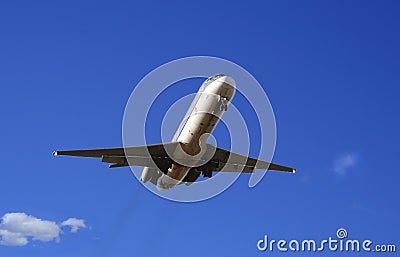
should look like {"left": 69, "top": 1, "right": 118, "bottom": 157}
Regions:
{"left": 203, "top": 74, "right": 225, "bottom": 87}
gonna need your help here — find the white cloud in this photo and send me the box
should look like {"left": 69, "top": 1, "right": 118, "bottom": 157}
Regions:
{"left": 61, "top": 218, "right": 86, "bottom": 233}
{"left": 0, "top": 229, "right": 28, "bottom": 246}
{"left": 333, "top": 153, "right": 357, "bottom": 175}
{"left": 0, "top": 212, "right": 86, "bottom": 246}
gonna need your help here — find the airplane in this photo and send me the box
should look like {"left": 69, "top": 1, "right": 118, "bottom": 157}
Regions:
{"left": 53, "top": 74, "right": 296, "bottom": 190}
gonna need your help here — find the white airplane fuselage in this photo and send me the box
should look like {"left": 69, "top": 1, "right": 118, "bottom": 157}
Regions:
{"left": 140, "top": 75, "right": 236, "bottom": 190}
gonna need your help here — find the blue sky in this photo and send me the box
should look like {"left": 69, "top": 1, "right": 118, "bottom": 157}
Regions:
{"left": 1, "top": 0, "right": 399, "bottom": 256}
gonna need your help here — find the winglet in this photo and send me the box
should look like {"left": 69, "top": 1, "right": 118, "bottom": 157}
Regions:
{"left": 293, "top": 168, "right": 297, "bottom": 173}
{"left": 52, "top": 151, "right": 58, "bottom": 156}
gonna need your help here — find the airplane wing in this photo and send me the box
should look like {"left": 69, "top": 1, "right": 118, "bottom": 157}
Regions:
{"left": 53, "top": 142, "right": 179, "bottom": 170}
{"left": 53, "top": 142, "right": 295, "bottom": 173}
{"left": 52, "top": 142, "right": 180, "bottom": 158}
{"left": 200, "top": 144, "right": 296, "bottom": 173}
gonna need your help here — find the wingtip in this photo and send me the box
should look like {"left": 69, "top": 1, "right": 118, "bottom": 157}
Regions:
{"left": 293, "top": 168, "right": 296, "bottom": 173}
{"left": 52, "top": 151, "right": 58, "bottom": 156}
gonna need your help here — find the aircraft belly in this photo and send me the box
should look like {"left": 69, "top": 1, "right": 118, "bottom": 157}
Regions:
{"left": 154, "top": 76, "right": 234, "bottom": 190}
{"left": 157, "top": 164, "right": 190, "bottom": 190}
{"left": 177, "top": 113, "right": 221, "bottom": 145}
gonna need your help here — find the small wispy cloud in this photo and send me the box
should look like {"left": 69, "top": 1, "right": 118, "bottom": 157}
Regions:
{"left": 333, "top": 153, "right": 357, "bottom": 176}
{"left": 0, "top": 212, "right": 86, "bottom": 246}
{"left": 61, "top": 218, "right": 86, "bottom": 233}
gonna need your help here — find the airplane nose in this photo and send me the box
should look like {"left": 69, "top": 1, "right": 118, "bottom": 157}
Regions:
{"left": 217, "top": 76, "right": 236, "bottom": 100}
{"left": 218, "top": 76, "right": 235, "bottom": 88}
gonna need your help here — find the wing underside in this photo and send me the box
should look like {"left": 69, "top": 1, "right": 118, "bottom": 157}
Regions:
{"left": 53, "top": 143, "right": 295, "bottom": 173}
